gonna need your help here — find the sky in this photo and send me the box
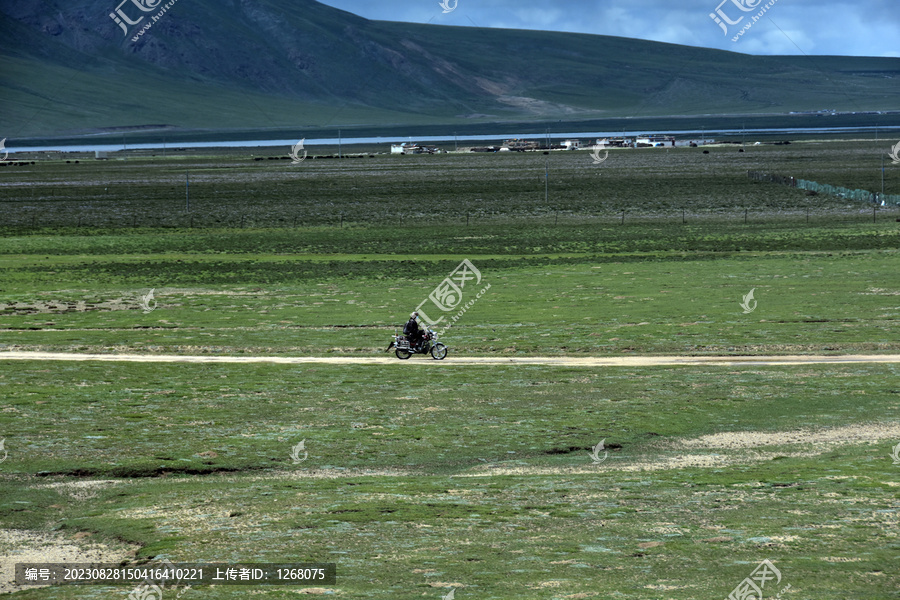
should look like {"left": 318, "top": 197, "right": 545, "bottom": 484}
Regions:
{"left": 318, "top": 0, "right": 900, "bottom": 57}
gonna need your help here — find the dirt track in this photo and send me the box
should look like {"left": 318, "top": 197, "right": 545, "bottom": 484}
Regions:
{"left": 0, "top": 351, "right": 898, "bottom": 366}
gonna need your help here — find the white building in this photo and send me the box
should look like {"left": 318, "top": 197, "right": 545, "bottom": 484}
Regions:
{"left": 391, "top": 143, "right": 417, "bottom": 154}
{"left": 636, "top": 135, "right": 675, "bottom": 147}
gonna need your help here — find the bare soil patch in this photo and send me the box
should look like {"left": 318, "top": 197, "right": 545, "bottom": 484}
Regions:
{"left": 0, "top": 529, "right": 138, "bottom": 594}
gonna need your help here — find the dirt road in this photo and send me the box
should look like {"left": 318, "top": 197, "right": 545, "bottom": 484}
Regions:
{"left": 0, "top": 351, "right": 898, "bottom": 366}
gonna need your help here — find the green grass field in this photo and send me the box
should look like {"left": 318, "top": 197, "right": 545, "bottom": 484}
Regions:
{"left": 1, "top": 139, "right": 898, "bottom": 599}
{"left": 2, "top": 139, "right": 898, "bottom": 229}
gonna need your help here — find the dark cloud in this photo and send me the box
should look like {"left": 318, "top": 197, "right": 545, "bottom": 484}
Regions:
{"left": 318, "top": 0, "right": 900, "bottom": 57}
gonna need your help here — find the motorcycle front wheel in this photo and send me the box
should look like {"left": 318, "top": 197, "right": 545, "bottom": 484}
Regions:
{"left": 431, "top": 343, "right": 448, "bottom": 360}
{"left": 395, "top": 348, "right": 412, "bottom": 360}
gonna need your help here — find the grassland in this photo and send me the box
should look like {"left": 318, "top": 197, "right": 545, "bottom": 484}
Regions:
{"left": 1, "top": 139, "right": 898, "bottom": 356}
{"left": 0, "top": 139, "right": 899, "bottom": 599}
{"left": 2, "top": 140, "right": 898, "bottom": 229}
{"left": 2, "top": 362, "right": 899, "bottom": 599}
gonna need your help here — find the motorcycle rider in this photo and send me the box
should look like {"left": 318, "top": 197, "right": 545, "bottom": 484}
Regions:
{"left": 404, "top": 312, "right": 424, "bottom": 350}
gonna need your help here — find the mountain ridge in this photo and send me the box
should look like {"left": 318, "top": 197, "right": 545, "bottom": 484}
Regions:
{"left": 2, "top": 0, "right": 899, "bottom": 137}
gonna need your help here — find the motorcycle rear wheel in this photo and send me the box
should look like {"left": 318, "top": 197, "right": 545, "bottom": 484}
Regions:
{"left": 431, "top": 343, "right": 448, "bottom": 360}
{"left": 395, "top": 348, "right": 412, "bottom": 360}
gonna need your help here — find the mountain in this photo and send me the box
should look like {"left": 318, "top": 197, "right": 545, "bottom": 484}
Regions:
{"left": 1, "top": 0, "right": 899, "bottom": 137}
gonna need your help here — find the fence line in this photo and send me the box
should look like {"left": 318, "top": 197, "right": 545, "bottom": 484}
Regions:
{"left": 1, "top": 205, "right": 898, "bottom": 232}
{"left": 748, "top": 171, "right": 900, "bottom": 206}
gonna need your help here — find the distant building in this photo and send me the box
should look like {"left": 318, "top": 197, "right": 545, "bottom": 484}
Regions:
{"left": 677, "top": 138, "right": 716, "bottom": 148}
{"left": 392, "top": 143, "right": 416, "bottom": 154}
{"left": 562, "top": 139, "right": 582, "bottom": 150}
{"left": 601, "top": 137, "right": 634, "bottom": 148}
{"left": 391, "top": 142, "right": 438, "bottom": 155}
{"left": 636, "top": 135, "right": 675, "bottom": 147}
{"left": 502, "top": 139, "right": 539, "bottom": 151}
{"left": 95, "top": 151, "right": 108, "bottom": 159}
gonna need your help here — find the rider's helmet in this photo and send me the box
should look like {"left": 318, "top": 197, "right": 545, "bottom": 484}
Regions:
{"left": 411, "top": 312, "right": 418, "bottom": 319}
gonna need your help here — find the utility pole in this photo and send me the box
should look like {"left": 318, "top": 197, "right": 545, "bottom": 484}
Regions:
{"left": 338, "top": 129, "right": 342, "bottom": 159}
{"left": 186, "top": 171, "right": 190, "bottom": 211}
{"left": 545, "top": 159, "right": 549, "bottom": 204}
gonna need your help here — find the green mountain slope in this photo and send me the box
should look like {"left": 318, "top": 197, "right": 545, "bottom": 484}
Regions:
{"left": 1, "top": 0, "right": 898, "bottom": 137}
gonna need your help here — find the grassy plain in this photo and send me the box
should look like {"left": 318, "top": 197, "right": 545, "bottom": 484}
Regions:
{"left": 1, "top": 139, "right": 898, "bottom": 229}
{"left": 1, "top": 139, "right": 899, "bottom": 599}
{"left": 2, "top": 361, "right": 899, "bottom": 600}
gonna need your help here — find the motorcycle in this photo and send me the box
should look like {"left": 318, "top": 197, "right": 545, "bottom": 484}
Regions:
{"left": 386, "top": 328, "right": 448, "bottom": 360}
